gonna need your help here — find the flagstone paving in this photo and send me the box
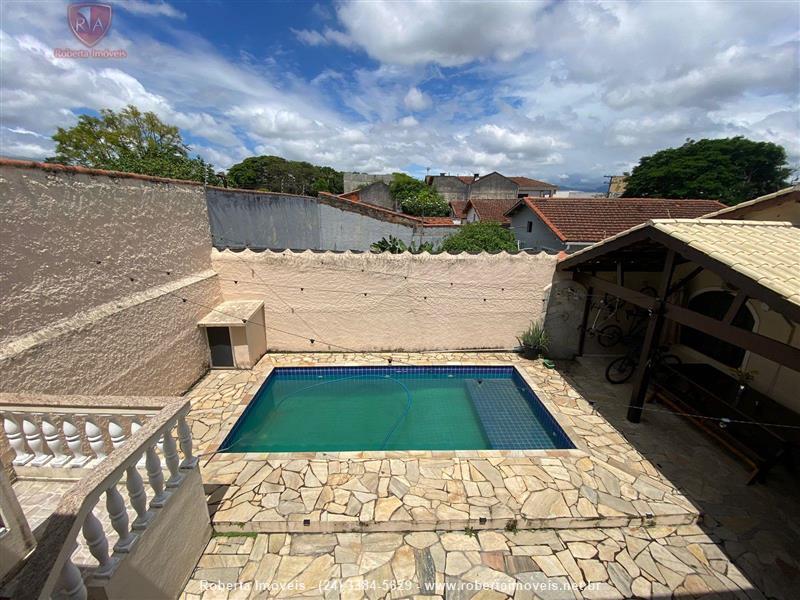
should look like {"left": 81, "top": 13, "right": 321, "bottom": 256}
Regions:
{"left": 186, "top": 354, "right": 697, "bottom": 534}
{"left": 181, "top": 525, "right": 757, "bottom": 599}
{"left": 180, "top": 352, "right": 800, "bottom": 598}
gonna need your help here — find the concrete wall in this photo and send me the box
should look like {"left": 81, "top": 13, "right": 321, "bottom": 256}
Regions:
{"left": 0, "top": 163, "right": 220, "bottom": 396}
{"left": 358, "top": 181, "right": 395, "bottom": 211}
{"left": 509, "top": 207, "right": 565, "bottom": 252}
{"left": 343, "top": 172, "right": 394, "bottom": 193}
{"left": 207, "top": 187, "right": 458, "bottom": 251}
{"left": 212, "top": 249, "right": 558, "bottom": 351}
{"left": 469, "top": 172, "right": 518, "bottom": 200}
{"left": 429, "top": 176, "right": 469, "bottom": 202}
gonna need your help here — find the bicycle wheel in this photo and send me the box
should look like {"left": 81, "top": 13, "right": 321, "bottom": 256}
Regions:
{"left": 606, "top": 356, "right": 637, "bottom": 384}
{"left": 597, "top": 324, "right": 623, "bottom": 347}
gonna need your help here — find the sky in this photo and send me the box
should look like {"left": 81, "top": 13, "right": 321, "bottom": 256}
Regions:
{"left": 1, "top": 0, "right": 798, "bottom": 191}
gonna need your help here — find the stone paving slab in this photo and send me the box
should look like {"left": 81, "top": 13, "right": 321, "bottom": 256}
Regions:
{"left": 186, "top": 354, "right": 697, "bottom": 534}
{"left": 181, "top": 525, "right": 758, "bottom": 600}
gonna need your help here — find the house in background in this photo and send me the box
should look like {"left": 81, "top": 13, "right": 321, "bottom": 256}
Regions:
{"left": 425, "top": 171, "right": 558, "bottom": 201}
{"left": 463, "top": 197, "right": 518, "bottom": 226}
{"left": 343, "top": 172, "right": 394, "bottom": 193}
{"left": 606, "top": 175, "right": 629, "bottom": 197}
{"left": 505, "top": 196, "right": 725, "bottom": 252}
{"left": 704, "top": 185, "right": 799, "bottom": 224}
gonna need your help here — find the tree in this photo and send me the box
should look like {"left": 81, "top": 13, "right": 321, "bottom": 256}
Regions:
{"left": 226, "top": 155, "right": 343, "bottom": 196}
{"left": 390, "top": 173, "right": 450, "bottom": 216}
{"left": 439, "top": 221, "right": 517, "bottom": 253}
{"left": 49, "top": 105, "right": 221, "bottom": 184}
{"left": 623, "top": 137, "right": 792, "bottom": 205}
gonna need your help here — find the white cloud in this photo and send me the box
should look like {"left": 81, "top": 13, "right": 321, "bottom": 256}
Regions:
{"left": 1, "top": 0, "right": 797, "bottom": 190}
{"left": 117, "top": 1, "right": 185, "bottom": 19}
{"left": 403, "top": 87, "right": 431, "bottom": 111}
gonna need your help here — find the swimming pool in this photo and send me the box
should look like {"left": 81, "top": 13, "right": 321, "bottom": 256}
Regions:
{"left": 221, "top": 366, "right": 574, "bottom": 452}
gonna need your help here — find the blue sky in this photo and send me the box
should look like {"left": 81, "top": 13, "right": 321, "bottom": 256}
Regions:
{"left": 1, "top": 0, "right": 798, "bottom": 191}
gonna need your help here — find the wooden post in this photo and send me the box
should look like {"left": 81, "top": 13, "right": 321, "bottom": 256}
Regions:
{"left": 577, "top": 284, "right": 593, "bottom": 356}
{"left": 627, "top": 250, "right": 676, "bottom": 423}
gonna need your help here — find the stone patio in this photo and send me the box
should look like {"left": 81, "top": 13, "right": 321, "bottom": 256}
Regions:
{"left": 182, "top": 526, "right": 755, "bottom": 599}
{"left": 187, "top": 354, "right": 697, "bottom": 535}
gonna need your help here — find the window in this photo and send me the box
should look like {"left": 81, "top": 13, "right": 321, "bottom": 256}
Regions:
{"left": 680, "top": 290, "right": 755, "bottom": 367}
{"left": 526, "top": 221, "right": 533, "bottom": 233}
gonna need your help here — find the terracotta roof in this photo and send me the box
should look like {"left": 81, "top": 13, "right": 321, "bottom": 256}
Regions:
{"left": 421, "top": 216, "right": 459, "bottom": 227}
{"left": 509, "top": 176, "right": 557, "bottom": 189}
{"left": 449, "top": 200, "right": 468, "bottom": 219}
{"left": 465, "top": 198, "right": 518, "bottom": 224}
{"left": 457, "top": 176, "right": 475, "bottom": 184}
{"left": 507, "top": 197, "right": 725, "bottom": 242}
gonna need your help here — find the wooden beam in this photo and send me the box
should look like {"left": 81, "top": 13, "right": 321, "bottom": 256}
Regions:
{"left": 667, "top": 265, "right": 703, "bottom": 296}
{"left": 573, "top": 273, "right": 658, "bottom": 312}
{"left": 723, "top": 290, "right": 748, "bottom": 325}
{"left": 667, "top": 303, "right": 800, "bottom": 372}
{"left": 648, "top": 228, "right": 800, "bottom": 325}
{"left": 628, "top": 250, "right": 676, "bottom": 422}
{"left": 577, "top": 285, "right": 593, "bottom": 356}
{"left": 573, "top": 271, "right": 800, "bottom": 372}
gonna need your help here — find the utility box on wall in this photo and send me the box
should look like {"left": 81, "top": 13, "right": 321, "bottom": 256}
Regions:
{"left": 198, "top": 300, "right": 267, "bottom": 368}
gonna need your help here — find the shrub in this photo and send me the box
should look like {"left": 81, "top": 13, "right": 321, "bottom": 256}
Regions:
{"left": 439, "top": 221, "right": 517, "bottom": 253}
{"left": 371, "top": 236, "right": 438, "bottom": 254}
{"left": 517, "top": 321, "right": 549, "bottom": 356}
{"left": 390, "top": 173, "right": 450, "bottom": 217}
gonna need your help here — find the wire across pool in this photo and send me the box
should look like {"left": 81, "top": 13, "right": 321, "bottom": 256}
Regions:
{"left": 220, "top": 366, "right": 574, "bottom": 452}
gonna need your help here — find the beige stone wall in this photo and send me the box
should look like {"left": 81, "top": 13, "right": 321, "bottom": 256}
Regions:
{"left": 212, "top": 250, "right": 558, "bottom": 351}
{"left": 0, "top": 164, "right": 220, "bottom": 395}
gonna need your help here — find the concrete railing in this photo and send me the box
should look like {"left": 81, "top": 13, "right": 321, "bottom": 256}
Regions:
{"left": 1, "top": 394, "right": 204, "bottom": 600}
{"left": 1, "top": 394, "right": 175, "bottom": 471}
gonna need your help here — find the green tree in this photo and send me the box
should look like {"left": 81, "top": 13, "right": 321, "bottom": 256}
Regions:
{"left": 226, "top": 155, "right": 343, "bottom": 196}
{"left": 49, "top": 105, "right": 221, "bottom": 184}
{"left": 390, "top": 173, "right": 450, "bottom": 216}
{"left": 439, "top": 221, "right": 517, "bottom": 253}
{"left": 623, "top": 137, "right": 792, "bottom": 205}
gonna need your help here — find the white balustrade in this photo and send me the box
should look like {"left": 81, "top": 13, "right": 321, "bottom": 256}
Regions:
{"left": 54, "top": 547, "right": 87, "bottom": 600}
{"left": 178, "top": 416, "right": 196, "bottom": 469}
{"left": 23, "top": 416, "right": 52, "bottom": 466}
{"left": 145, "top": 444, "right": 169, "bottom": 507}
{"left": 126, "top": 458, "right": 151, "bottom": 531}
{"left": 3, "top": 415, "right": 33, "bottom": 466}
{"left": 82, "top": 503, "right": 115, "bottom": 578}
{"left": 3, "top": 398, "right": 198, "bottom": 599}
{"left": 85, "top": 418, "right": 107, "bottom": 461}
{"left": 106, "top": 481, "right": 136, "bottom": 553}
{"left": 42, "top": 415, "right": 71, "bottom": 467}
{"left": 108, "top": 418, "right": 127, "bottom": 450}
{"left": 131, "top": 418, "right": 146, "bottom": 467}
{"left": 63, "top": 416, "right": 91, "bottom": 468}
{"left": 163, "top": 428, "right": 183, "bottom": 488}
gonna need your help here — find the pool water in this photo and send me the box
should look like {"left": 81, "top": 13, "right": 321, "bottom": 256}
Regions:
{"left": 221, "top": 366, "right": 574, "bottom": 452}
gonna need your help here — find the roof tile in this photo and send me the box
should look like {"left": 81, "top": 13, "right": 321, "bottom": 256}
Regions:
{"left": 512, "top": 197, "right": 726, "bottom": 242}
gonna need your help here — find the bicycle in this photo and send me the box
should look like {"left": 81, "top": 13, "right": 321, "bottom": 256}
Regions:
{"left": 605, "top": 344, "right": 681, "bottom": 384}
{"left": 585, "top": 286, "right": 658, "bottom": 348}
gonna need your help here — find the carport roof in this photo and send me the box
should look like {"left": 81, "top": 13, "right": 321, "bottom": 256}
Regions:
{"left": 559, "top": 218, "right": 800, "bottom": 321}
